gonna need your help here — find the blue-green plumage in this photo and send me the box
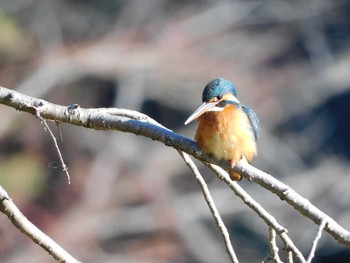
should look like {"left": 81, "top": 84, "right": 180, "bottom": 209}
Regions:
{"left": 185, "top": 78, "right": 260, "bottom": 181}
{"left": 201, "top": 78, "right": 260, "bottom": 142}
{"left": 242, "top": 105, "right": 260, "bottom": 142}
{"left": 202, "top": 78, "right": 237, "bottom": 102}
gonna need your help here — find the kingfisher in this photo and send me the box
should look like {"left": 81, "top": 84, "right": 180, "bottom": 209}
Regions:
{"left": 185, "top": 78, "right": 260, "bottom": 180}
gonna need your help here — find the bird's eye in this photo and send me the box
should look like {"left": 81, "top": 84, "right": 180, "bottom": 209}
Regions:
{"left": 216, "top": 95, "right": 223, "bottom": 100}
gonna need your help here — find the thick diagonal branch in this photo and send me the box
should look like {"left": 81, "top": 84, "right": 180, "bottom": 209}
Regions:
{"left": 1, "top": 86, "right": 350, "bottom": 248}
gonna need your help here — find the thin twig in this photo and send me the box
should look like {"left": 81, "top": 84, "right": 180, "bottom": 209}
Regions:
{"left": 207, "top": 164, "right": 306, "bottom": 263}
{"left": 287, "top": 250, "right": 293, "bottom": 263}
{"left": 34, "top": 107, "right": 71, "bottom": 184}
{"left": 306, "top": 220, "right": 327, "bottom": 263}
{"left": 268, "top": 227, "right": 283, "bottom": 263}
{"left": 179, "top": 151, "right": 239, "bottom": 263}
{"left": 0, "top": 185, "right": 81, "bottom": 263}
{"left": 233, "top": 161, "right": 350, "bottom": 247}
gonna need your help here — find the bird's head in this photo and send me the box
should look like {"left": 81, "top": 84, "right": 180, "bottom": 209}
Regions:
{"left": 185, "top": 78, "right": 239, "bottom": 125}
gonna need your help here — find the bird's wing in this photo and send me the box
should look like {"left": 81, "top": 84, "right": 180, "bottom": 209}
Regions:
{"left": 223, "top": 100, "right": 260, "bottom": 141}
{"left": 241, "top": 105, "right": 260, "bottom": 141}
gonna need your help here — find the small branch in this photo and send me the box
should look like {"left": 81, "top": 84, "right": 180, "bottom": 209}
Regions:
{"left": 207, "top": 164, "right": 306, "bottom": 263}
{"left": 34, "top": 107, "right": 71, "bottom": 184}
{"left": 1, "top": 86, "right": 350, "bottom": 248}
{"left": 0, "top": 185, "right": 81, "bottom": 263}
{"left": 306, "top": 220, "right": 327, "bottom": 263}
{"left": 179, "top": 151, "right": 239, "bottom": 263}
{"left": 268, "top": 227, "right": 282, "bottom": 263}
{"left": 233, "top": 160, "right": 350, "bottom": 247}
{"left": 260, "top": 228, "right": 282, "bottom": 263}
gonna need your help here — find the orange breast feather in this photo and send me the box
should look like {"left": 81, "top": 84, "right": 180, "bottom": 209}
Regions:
{"left": 195, "top": 105, "right": 257, "bottom": 164}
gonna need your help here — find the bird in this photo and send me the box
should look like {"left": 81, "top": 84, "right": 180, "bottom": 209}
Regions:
{"left": 184, "top": 78, "right": 260, "bottom": 181}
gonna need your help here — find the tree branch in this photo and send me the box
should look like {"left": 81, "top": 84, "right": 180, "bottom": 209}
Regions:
{"left": 35, "top": 109, "right": 71, "bottom": 184}
{"left": 0, "top": 185, "right": 81, "bottom": 263}
{"left": 179, "top": 151, "right": 239, "bottom": 263}
{"left": 207, "top": 164, "right": 306, "bottom": 263}
{"left": 306, "top": 220, "right": 327, "bottom": 263}
{"left": 1, "top": 86, "right": 350, "bottom": 256}
{"left": 267, "top": 227, "right": 282, "bottom": 263}
{"left": 233, "top": 162, "right": 350, "bottom": 247}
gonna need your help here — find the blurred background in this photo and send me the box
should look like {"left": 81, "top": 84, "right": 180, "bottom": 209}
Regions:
{"left": 0, "top": 0, "right": 350, "bottom": 262}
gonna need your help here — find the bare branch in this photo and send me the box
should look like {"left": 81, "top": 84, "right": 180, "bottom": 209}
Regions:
{"left": 233, "top": 161, "right": 350, "bottom": 247}
{"left": 306, "top": 220, "right": 327, "bottom": 263}
{"left": 0, "top": 185, "right": 81, "bottom": 263}
{"left": 179, "top": 151, "right": 239, "bottom": 263}
{"left": 34, "top": 107, "right": 71, "bottom": 184}
{"left": 207, "top": 164, "right": 305, "bottom": 263}
{"left": 260, "top": 227, "right": 282, "bottom": 263}
{"left": 268, "top": 227, "right": 282, "bottom": 263}
{"left": 1, "top": 86, "right": 350, "bottom": 251}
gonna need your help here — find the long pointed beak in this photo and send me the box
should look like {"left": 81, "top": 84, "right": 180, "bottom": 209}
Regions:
{"left": 184, "top": 101, "right": 219, "bottom": 125}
